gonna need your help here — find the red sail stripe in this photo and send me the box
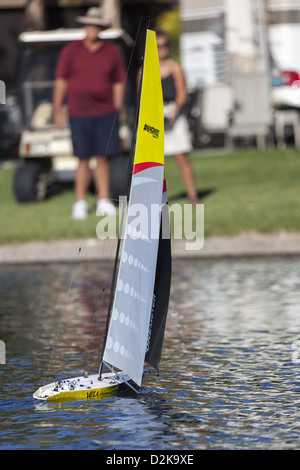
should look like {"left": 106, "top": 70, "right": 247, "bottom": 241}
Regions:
{"left": 133, "top": 161, "right": 163, "bottom": 174}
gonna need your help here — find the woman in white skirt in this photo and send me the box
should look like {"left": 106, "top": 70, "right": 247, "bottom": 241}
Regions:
{"left": 157, "top": 30, "right": 198, "bottom": 205}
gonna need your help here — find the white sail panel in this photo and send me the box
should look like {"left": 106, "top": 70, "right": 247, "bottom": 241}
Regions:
{"left": 103, "top": 166, "right": 164, "bottom": 386}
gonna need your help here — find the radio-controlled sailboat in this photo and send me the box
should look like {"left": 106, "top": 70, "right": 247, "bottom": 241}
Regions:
{"left": 33, "top": 27, "right": 171, "bottom": 401}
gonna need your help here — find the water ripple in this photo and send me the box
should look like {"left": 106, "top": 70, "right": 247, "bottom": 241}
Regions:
{"left": 1, "top": 258, "right": 300, "bottom": 449}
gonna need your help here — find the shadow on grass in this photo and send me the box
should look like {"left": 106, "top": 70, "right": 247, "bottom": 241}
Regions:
{"left": 45, "top": 180, "right": 215, "bottom": 208}
{"left": 168, "top": 189, "right": 214, "bottom": 203}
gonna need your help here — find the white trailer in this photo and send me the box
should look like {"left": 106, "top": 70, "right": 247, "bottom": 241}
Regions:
{"left": 180, "top": 0, "right": 300, "bottom": 147}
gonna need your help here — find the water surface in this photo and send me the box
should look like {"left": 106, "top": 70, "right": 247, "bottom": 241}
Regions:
{"left": 1, "top": 257, "right": 300, "bottom": 450}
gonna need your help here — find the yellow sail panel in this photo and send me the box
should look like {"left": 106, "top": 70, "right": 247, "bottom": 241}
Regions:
{"left": 134, "top": 29, "right": 164, "bottom": 169}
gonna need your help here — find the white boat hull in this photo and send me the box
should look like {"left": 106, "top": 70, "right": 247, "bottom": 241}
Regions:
{"left": 33, "top": 372, "right": 134, "bottom": 401}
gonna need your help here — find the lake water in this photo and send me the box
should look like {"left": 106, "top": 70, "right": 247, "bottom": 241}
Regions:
{"left": 1, "top": 256, "right": 300, "bottom": 451}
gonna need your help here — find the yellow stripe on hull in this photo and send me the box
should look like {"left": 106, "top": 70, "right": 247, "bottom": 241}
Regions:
{"left": 45, "top": 382, "right": 120, "bottom": 401}
{"left": 33, "top": 372, "right": 133, "bottom": 401}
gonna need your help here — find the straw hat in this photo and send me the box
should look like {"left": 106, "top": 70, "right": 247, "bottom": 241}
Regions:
{"left": 76, "top": 7, "right": 111, "bottom": 29}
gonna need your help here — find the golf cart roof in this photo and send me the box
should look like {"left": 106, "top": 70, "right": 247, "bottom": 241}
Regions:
{"left": 18, "top": 28, "right": 133, "bottom": 47}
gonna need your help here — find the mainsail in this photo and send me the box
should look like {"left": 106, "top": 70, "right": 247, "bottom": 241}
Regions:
{"left": 102, "top": 29, "right": 171, "bottom": 387}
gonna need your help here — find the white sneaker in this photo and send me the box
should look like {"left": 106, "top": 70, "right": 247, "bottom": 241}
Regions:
{"left": 72, "top": 200, "right": 88, "bottom": 220}
{"left": 96, "top": 198, "right": 116, "bottom": 216}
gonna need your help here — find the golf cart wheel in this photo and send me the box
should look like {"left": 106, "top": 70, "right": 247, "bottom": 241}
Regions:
{"left": 14, "top": 162, "right": 49, "bottom": 202}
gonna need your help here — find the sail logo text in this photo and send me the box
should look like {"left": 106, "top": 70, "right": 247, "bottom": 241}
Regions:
{"left": 0, "top": 340, "right": 5, "bottom": 364}
{"left": 86, "top": 390, "right": 101, "bottom": 398}
{"left": 0, "top": 81, "right": 5, "bottom": 104}
{"left": 96, "top": 196, "right": 204, "bottom": 251}
{"left": 146, "top": 294, "right": 156, "bottom": 353}
{"left": 144, "top": 123, "right": 159, "bottom": 138}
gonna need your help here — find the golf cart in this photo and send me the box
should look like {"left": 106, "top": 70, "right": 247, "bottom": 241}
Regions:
{"left": 14, "top": 28, "right": 133, "bottom": 202}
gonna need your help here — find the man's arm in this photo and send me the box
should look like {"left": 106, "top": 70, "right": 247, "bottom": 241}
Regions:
{"left": 112, "top": 82, "right": 124, "bottom": 111}
{"left": 53, "top": 78, "right": 68, "bottom": 129}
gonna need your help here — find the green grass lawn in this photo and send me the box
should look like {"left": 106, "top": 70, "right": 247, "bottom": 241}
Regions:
{"left": 187, "top": 148, "right": 300, "bottom": 237}
{"left": 1, "top": 147, "right": 300, "bottom": 244}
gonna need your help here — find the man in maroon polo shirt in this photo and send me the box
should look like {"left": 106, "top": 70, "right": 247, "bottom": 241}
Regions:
{"left": 53, "top": 7, "right": 126, "bottom": 219}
